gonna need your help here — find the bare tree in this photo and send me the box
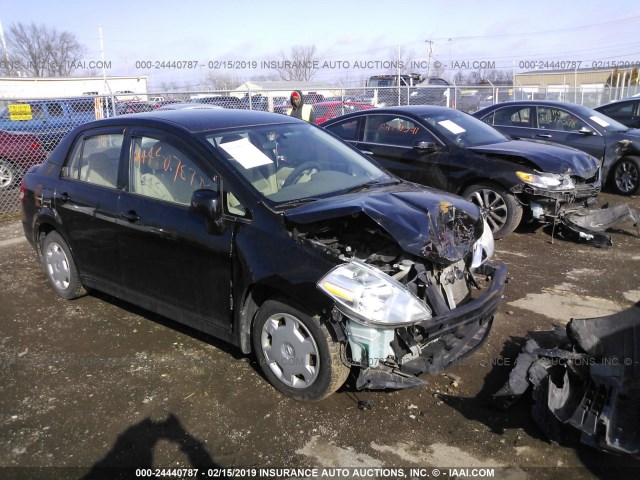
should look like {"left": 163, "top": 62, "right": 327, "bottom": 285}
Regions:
{"left": 383, "top": 47, "right": 416, "bottom": 75}
{"left": 4, "top": 22, "right": 86, "bottom": 77}
{"left": 202, "top": 72, "right": 239, "bottom": 91}
{"left": 277, "top": 45, "right": 319, "bottom": 81}
{"left": 452, "top": 71, "right": 465, "bottom": 85}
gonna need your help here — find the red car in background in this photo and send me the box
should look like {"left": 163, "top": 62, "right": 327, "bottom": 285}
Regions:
{"left": 314, "top": 101, "right": 374, "bottom": 124}
{"left": 0, "top": 130, "right": 48, "bottom": 190}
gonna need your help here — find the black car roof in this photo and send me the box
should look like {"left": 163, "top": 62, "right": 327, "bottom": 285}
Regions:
{"left": 362, "top": 105, "right": 454, "bottom": 114}
{"left": 595, "top": 97, "right": 640, "bottom": 108}
{"left": 477, "top": 100, "right": 596, "bottom": 109}
{"left": 321, "top": 105, "right": 458, "bottom": 124}
{"left": 78, "top": 109, "right": 302, "bottom": 133}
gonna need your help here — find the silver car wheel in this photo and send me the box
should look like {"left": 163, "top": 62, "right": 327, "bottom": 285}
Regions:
{"left": 469, "top": 188, "right": 508, "bottom": 232}
{"left": 260, "top": 312, "right": 320, "bottom": 389}
{"left": 614, "top": 159, "right": 639, "bottom": 194}
{"left": 45, "top": 241, "right": 71, "bottom": 291}
{"left": 0, "top": 161, "right": 14, "bottom": 189}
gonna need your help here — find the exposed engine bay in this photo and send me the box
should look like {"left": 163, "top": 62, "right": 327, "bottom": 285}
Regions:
{"left": 290, "top": 210, "right": 506, "bottom": 390}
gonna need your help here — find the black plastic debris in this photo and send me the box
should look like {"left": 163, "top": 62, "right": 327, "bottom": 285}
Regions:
{"left": 492, "top": 302, "right": 640, "bottom": 456}
{"left": 355, "top": 368, "right": 428, "bottom": 390}
{"left": 559, "top": 204, "right": 640, "bottom": 248}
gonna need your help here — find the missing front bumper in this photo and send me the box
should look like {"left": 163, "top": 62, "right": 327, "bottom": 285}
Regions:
{"left": 353, "top": 263, "right": 508, "bottom": 390}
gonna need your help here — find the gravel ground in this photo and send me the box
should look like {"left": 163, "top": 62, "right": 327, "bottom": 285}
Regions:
{"left": 1, "top": 192, "right": 639, "bottom": 480}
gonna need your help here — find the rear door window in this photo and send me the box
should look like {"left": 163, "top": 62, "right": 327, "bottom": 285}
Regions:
{"left": 64, "top": 133, "right": 124, "bottom": 188}
{"left": 324, "top": 118, "right": 360, "bottom": 142}
{"left": 488, "top": 106, "right": 532, "bottom": 128}
{"left": 47, "top": 102, "right": 65, "bottom": 117}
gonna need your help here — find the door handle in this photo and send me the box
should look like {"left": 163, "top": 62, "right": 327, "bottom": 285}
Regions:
{"left": 120, "top": 210, "right": 139, "bottom": 222}
{"left": 359, "top": 150, "right": 374, "bottom": 156}
{"left": 536, "top": 134, "right": 552, "bottom": 138}
{"left": 57, "top": 192, "right": 70, "bottom": 203}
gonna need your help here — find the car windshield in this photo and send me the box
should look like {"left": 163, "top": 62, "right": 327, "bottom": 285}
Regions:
{"left": 419, "top": 110, "right": 509, "bottom": 146}
{"left": 204, "top": 123, "right": 392, "bottom": 206}
{"left": 572, "top": 104, "right": 630, "bottom": 132}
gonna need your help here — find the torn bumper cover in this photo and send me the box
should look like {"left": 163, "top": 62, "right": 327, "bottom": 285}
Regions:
{"left": 347, "top": 263, "right": 508, "bottom": 390}
{"left": 493, "top": 302, "right": 640, "bottom": 457}
{"left": 559, "top": 204, "right": 640, "bottom": 248}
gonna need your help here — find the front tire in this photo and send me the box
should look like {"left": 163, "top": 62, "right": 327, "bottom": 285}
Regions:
{"left": 41, "top": 231, "right": 86, "bottom": 300}
{"left": 462, "top": 183, "right": 523, "bottom": 239}
{"left": 611, "top": 156, "right": 640, "bottom": 196}
{"left": 252, "top": 299, "right": 350, "bottom": 401}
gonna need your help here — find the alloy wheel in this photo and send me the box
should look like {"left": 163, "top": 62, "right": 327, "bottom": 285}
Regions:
{"left": 468, "top": 188, "right": 508, "bottom": 233}
{"left": 614, "top": 160, "right": 639, "bottom": 194}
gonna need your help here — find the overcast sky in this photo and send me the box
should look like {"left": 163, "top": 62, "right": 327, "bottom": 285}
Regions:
{"left": 2, "top": 0, "right": 640, "bottom": 89}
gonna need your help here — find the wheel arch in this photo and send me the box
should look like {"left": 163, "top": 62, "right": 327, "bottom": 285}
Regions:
{"left": 457, "top": 177, "right": 522, "bottom": 203}
{"left": 236, "top": 283, "right": 335, "bottom": 355}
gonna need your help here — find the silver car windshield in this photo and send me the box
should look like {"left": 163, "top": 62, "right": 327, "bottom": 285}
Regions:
{"left": 205, "top": 123, "right": 392, "bottom": 205}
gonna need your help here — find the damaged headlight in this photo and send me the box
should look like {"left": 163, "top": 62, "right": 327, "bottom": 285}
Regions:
{"left": 516, "top": 171, "right": 575, "bottom": 191}
{"left": 471, "top": 219, "right": 495, "bottom": 268}
{"left": 317, "top": 260, "right": 431, "bottom": 327}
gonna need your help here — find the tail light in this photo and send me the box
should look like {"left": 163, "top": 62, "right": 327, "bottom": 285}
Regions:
{"left": 19, "top": 178, "right": 26, "bottom": 204}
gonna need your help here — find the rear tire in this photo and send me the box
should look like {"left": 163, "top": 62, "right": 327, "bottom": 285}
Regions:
{"left": 252, "top": 299, "right": 350, "bottom": 401}
{"left": 610, "top": 156, "right": 640, "bottom": 196}
{"left": 462, "top": 183, "right": 523, "bottom": 239}
{"left": 41, "top": 231, "right": 86, "bottom": 300}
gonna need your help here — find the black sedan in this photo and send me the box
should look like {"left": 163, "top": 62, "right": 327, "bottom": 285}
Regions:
{"left": 473, "top": 100, "right": 640, "bottom": 196}
{"left": 594, "top": 97, "right": 640, "bottom": 129}
{"left": 21, "top": 109, "right": 506, "bottom": 401}
{"left": 321, "top": 105, "right": 601, "bottom": 239}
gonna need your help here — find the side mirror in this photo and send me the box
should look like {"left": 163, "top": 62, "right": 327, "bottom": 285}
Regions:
{"left": 578, "top": 127, "right": 595, "bottom": 135}
{"left": 413, "top": 141, "right": 437, "bottom": 153}
{"left": 191, "top": 189, "right": 225, "bottom": 234}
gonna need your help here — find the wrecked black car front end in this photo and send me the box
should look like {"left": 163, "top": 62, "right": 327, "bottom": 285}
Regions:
{"left": 286, "top": 186, "right": 507, "bottom": 390}
{"left": 470, "top": 140, "right": 602, "bottom": 225}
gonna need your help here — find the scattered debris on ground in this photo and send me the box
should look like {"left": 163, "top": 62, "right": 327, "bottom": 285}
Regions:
{"left": 492, "top": 302, "right": 640, "bottom": 456}
{"left": 559, "top": 203, "right": 639, "bottom": 247}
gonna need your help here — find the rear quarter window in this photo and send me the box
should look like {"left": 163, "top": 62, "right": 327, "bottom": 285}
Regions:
{"left": 63, "top": 133, "right": 124, "bottom": 188}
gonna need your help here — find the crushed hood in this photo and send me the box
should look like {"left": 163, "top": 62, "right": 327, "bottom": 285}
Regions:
{"left": 469, "top": 140, "right": 600, "bottom": 179}
{"left": 284, "top": 184, "right": 483, "bottom": 264}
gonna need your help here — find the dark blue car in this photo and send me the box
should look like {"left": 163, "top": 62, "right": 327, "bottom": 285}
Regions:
{"left": 0, "top": 98, "right": 102, "bottom": 150}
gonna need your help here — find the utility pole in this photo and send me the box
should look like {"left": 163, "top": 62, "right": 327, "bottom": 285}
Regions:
{"left": 425, "top": 40, "right": 434, "bottom": 78}
{"left": 0, "top": 17, "right": 11, "bottom": 75}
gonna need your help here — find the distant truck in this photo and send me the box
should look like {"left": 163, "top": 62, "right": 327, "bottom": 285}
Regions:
{"left": 364, "top": 74, "right": 451, "bottom": 107}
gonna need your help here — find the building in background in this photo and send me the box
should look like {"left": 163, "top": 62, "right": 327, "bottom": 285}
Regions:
{"left": 514, "top": 67, "right": 639, "bottom": 106}
{"left": 0, "top": 76, "right": 148, "bottom": 100}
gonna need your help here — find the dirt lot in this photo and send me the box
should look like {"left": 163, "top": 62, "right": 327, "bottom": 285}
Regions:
{"left": 1, "top": 192, "right": 639, "bottom": 480}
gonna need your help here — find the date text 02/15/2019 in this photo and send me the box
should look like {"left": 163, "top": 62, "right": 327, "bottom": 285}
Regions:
{"left": 518, "top": 60, "right": 640, "bottom": 70}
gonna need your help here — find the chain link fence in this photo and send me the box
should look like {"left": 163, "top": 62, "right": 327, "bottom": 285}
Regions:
{"left": 1, "top": 84, "right": 639, "bottom": 218}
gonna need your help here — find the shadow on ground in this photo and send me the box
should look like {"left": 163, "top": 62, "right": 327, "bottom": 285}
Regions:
{"left": 82, "top": 413, "right": 226, "bottom": 479}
